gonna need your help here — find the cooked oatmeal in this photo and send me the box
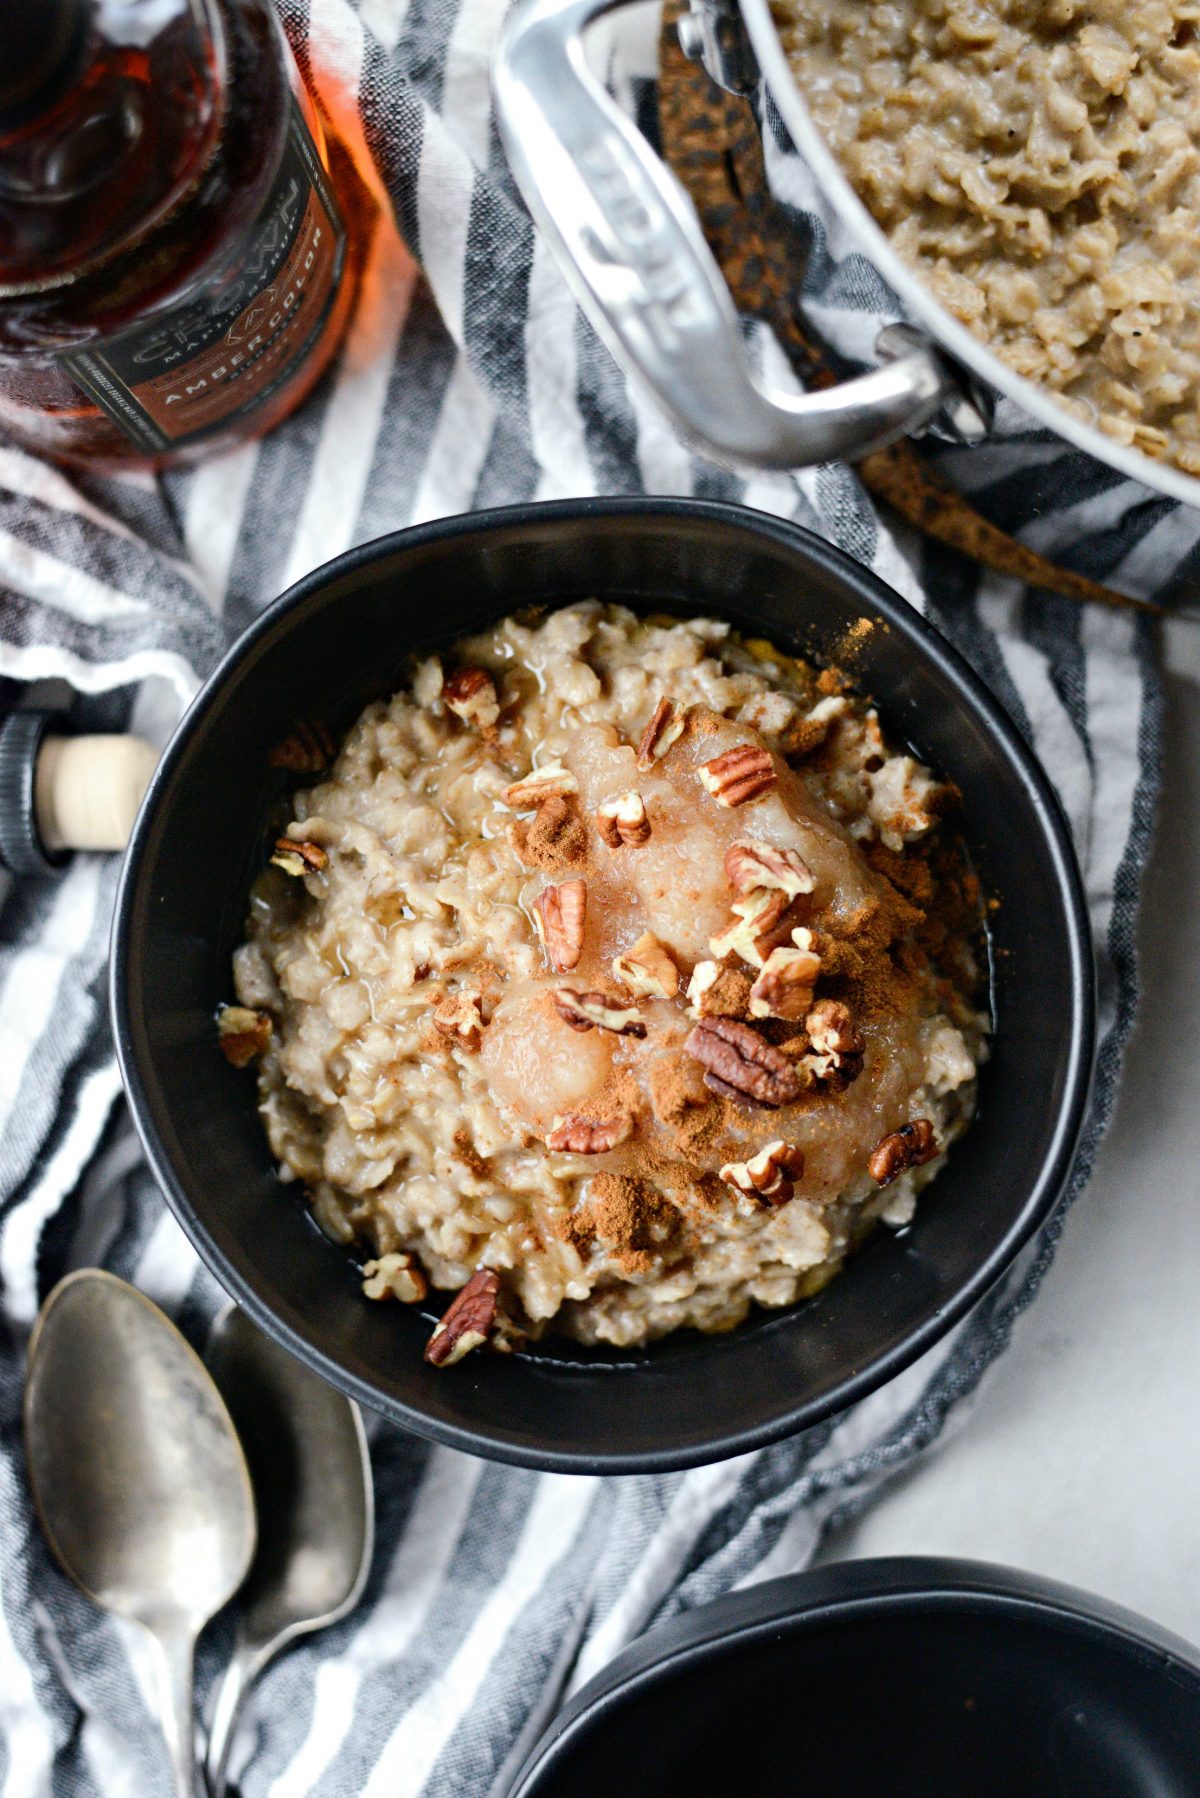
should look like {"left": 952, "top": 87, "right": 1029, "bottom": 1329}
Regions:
{"left": 224, "top": 604, "right": 987, "bottom": 1357}
{"left": 774, "top": 0, "right": 1200, "bottom": 473}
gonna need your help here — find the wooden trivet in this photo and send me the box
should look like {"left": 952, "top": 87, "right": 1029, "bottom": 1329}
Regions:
{"left": 656, "top": 0, "right": 1160, "bottom": 618}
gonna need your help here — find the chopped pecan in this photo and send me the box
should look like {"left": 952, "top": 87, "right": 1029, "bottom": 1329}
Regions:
{"left": 270, "top": 837, "right": 328, "bottom": 877}
{"left": 362, "top": 1252, "right": 429, "bottom": 1304}
{"left": 545, "top": 1111, "right": 634, "bottom": 1154}
{"left": 268, "top": 718, "right": 336, "bottom": 772}
{"left": 686, "top": 959, "right": 751, "bottom": 1019}
{"left": 725, "top": 839, "right": 814, "bottom": 901}
{"left": 553, "top": 989, "right": 646, "bottom": 1036}
{"left": 217, "top": 1004, "right": 271, "bottom": 1068}
{"left": 699, "top": 744, "right": 777, "bottom": 807}
{"left": 424, "top": 1269, "right": 500, "bottom": 1367}
{"left": 748, "top": 929, "right": 822, "bottom": 1021}
{"left": 709, "top": 888, "right": 790, "bottom": 969}
{"left": 719, "top": 1139, "right": 806, "bottom": 1207}
{"left": 596, "top": 790, "right": 651, "bottom": 848}
{"left": 433, "top": 990, "right": 485, "bottom": 1051}
{"left": 612, "top": 932, "right": 679, "bottom": 1000}
{"left": 868, "top": 1118, "right": 939, "bottom": 1187}
{"left": 636, "top": 696, "right": 685, "bottom": 769}
{"left": 804, "top": 999, "right": 864, "bottom": 1090}
{"left": 532, "top": 878, "right": 587, "bottom": 972}
{"left": 503, "top": 761, "right": 578, "bottom": 809}
{"left": 683, "top": 1016, "right": 804, "bottom": 1108}
{"left": 443, "top": 667, "right": 500, "bottom": 731}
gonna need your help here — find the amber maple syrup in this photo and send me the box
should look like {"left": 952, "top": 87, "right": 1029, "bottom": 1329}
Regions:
{"left": 0, "top": 0, "right": 357, "bottom": 471}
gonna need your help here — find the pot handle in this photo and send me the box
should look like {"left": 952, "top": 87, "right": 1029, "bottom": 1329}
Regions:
{"left": 495, "top": 0, "right": 987, "bottom": 469}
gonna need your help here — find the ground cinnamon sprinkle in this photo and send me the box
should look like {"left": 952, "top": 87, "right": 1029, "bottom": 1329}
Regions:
{"left": 509, "top": 794, "right": 591, "bottom": 874}
{"left": 666, "top": 1096, "right": 738, "bottom": 1161}
{"left": 832, "top": 618, "right": 876, "bottom": 663}
{"left": 452, "top": 1128, "right": 491, "bottom": 1179}
{"left": 683, "top": 706, "right": 723, "bottom": 741}
{"left": 866, "top": 840, "right": 935, "bottom": 907}
{"left": 693, "top": 966, "right": 753, "bottom": 1019}
{"left": 780, "top": 714, "right": 833, "bottom": 757}
{"left": 557, "top": 1170, "right": 683, "bottom": 1274}
{"left": 648, "top": 1052, "right": 707, "bottom": 1125}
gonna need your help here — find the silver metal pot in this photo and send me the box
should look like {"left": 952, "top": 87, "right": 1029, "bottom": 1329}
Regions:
{"left": 495, "top": 0, "right": 1200, "bottom": 508}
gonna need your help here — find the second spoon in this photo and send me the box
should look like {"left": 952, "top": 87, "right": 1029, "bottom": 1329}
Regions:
{"left": 203, "top": 1304, "right": 374, "bottom": 1797}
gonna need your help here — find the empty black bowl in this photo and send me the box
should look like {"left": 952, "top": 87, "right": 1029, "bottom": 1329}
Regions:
{"left": 111, "top": 499, "right": 1094, "bottom": 1472}
{"left": 505, "top": 1557, "right": 1200, "bottom": 1796}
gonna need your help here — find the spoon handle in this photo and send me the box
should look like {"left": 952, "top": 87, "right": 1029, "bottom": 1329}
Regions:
{"left": 206, "top": 1637, "right": 270, "bottom": 1798}
{"left": 148, "top": 1625, "right": 203, "bottom": 1798}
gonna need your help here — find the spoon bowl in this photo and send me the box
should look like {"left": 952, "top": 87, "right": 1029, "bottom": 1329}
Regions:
{"left": 203, "top": 1303, "right": 374, "bottom": 1796}
{"left": 24, "top": 1270, "right": 256, "bottom": 1798}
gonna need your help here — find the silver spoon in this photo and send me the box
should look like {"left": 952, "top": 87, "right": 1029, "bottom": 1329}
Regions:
{"left": 203, "top": 1304, "right": 374, "bottom": 1798}
{"left": 24, "top": 1270, "right": 256, "bottom": 1798}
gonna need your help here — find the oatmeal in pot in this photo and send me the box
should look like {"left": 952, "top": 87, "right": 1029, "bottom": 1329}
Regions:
{"left": 775, "top": 0, "right": 1200, "bottom": 473}
{"left": 222, "top": 604, "right": 987, "bottom": 1360}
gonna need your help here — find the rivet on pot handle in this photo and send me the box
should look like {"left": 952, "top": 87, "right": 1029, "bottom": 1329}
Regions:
{"left": 495, "top": 0, "right": 990, "bottom": 470}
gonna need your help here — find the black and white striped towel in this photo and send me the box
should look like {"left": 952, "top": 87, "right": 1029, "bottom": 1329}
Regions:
{"left": 0, "top": 3, "right": 1168, "bottom": 1793}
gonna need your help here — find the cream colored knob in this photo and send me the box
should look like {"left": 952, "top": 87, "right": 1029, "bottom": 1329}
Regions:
{"left": 34, "top": 734, "right": 158, "bottom": 854}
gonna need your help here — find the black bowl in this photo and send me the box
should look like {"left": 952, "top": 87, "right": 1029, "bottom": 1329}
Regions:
{"left": 505, "top": 1557, "right": 1200, "bottom": 1796}
{"left": 111, "top": 499, "right": 1094, "bottom": 1472}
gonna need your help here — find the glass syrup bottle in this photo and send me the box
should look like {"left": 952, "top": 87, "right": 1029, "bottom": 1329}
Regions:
{"left": 0, "top": 0, "right": 357, "bottom": 471}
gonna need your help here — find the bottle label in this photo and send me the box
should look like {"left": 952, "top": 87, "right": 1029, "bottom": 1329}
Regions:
{"left": 60, "top": 100, "right": 345, "bottom": 452}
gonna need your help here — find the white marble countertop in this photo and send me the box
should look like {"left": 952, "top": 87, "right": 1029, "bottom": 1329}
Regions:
{"left": 820, "top": 615, "right": 1200, "bottom": 1649}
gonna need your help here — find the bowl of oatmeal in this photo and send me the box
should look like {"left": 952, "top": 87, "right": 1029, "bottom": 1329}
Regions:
{"left": 112, "top": 499, "right": 1093, "bottom": 1471}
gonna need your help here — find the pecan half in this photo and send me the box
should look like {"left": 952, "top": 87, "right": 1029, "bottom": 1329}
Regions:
{"left": 709, "top": 888, "right": 790, "bottom": 969}
{"left": 612, "top": 932, "right": 679, "bottom": 1000}
{"left": 443, "top": 666, "right": 500, "bottom": 731}
{"left": 699, "top": 744, "right": 777, "bottom": 807}
{"left": 719, "top": 1139, "right": 806, "bottom": 1207}
{"left": 748, "top": 929, "right": 822, "bottom": 1022}
{"left": 553, "top": 989, "right": 646, "bottom": 1036}
{"left": 868, "top": 1118, "right": 939, "bottom": 1187}
{"left": 362, "top": 1252, "right": 429, "bottom": 1304}
{"left": 270, "top": 837, "right": 328, "bottom": 877}
{"left": 725, "top": 839, "right": 814, "bottom": 901}
{"left": 596, "top": 790, "right": 651, "bottom": 848}
{"left": 636, "top": 697, "right": 685, "bottom": 770}
{"left": 686, "top": 959, "right": 751, "bottom": 1019}
{"left": 424, "top": 1269, "right": 500, "bottom": 1366}
{"left": 683, "top": 1016, "right": 804, "bottom": 1108}
{"left": 503, "top": 761, "right": 578, "bottom": 809}
{"left": 268, "top": 718, "right": 336, "bottom": 772}
{"left": 433, "top": 990, "right": 485, "bottom": 1051}
{"left": 532, "top": 878, "right": 587, "bottom": 972}
{"left": 804, "top": 998, "right": 864, "bottom": 1090}
{"left": 217, "top": 1004, "right": 271, "bottom": 1068}
{"left": 545, "top": 1111, "right": 634, "bottom": 1154}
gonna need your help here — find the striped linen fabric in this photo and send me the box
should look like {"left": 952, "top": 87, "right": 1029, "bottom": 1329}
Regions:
{"left": 0, "top": 2, "right": 1168, "bottom": 1793}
